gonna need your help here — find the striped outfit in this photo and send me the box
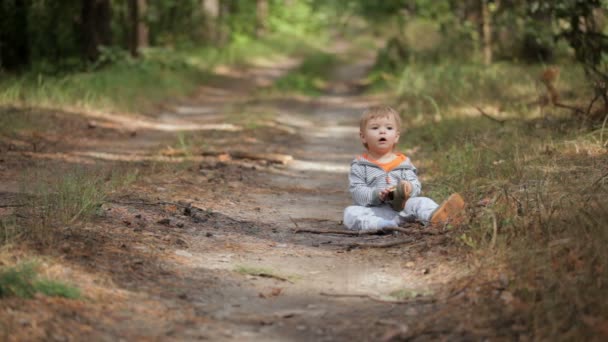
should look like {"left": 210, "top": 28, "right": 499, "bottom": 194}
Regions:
{"left": 343, "top": 153, "right": 439, "bottom": 231}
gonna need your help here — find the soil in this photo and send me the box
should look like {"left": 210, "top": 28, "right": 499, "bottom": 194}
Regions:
{"left": 0, "top": 51, "right": 518, "bottom": 341}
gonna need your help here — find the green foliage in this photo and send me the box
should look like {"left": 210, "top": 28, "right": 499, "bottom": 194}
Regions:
{"left": 32, "top": 279, "right": 81, "bottom": 299}
{"left": 0, "top": 262, "right": 80, "bottom": 299}
{"left": 271, "top": 52, "right": 339, "bottom": 96}
{"left": 0, "top": 48, "right": 208, "bottom": 112}
{"left": 377, "top": 61, "right": 586, "bottom": 120}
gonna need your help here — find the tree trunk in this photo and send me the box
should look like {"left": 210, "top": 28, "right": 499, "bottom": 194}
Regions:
{"left": 481, "top": 0, "right": 493, "bottom": 64}
{"left": 201, "top": 0, "right": 220, "bottom": 43}
{"left": 217, "top": 0, "right": 231, "bottom": 45}
{"left": 128, "top": 0, "right": 149, "bottom": 57}
{"left": 0, "top": 0, "right": 30, "bottom": 70}
{"left": 81, "top": 0, "right": 113, "bottom": 61}
{"left": 256, "top": 0, "right": 269, "bottom": 38}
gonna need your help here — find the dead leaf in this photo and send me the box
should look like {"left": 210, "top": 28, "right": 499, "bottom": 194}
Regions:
{"left": 582, "top": 315, "right": 608, "bottom": 336}
{"left": 259, "top": 287, "right": 283, "bottom": 298}
{"left": 218, "top": 153, "right": 232, "bottom": 162}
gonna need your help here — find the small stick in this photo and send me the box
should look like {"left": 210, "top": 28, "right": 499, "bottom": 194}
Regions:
{"left": 294, "top": 228, "right": 378, "bottom": 235}
{"left": 554, "top": 102, "right": 585, "bottom": 115}
{"left": 0, "top": 204, "right": 26, "bottom": 208}
{"left": 476, "top": 106, "right": 505, "bottom": 124}
{"left": 591, "top": 170, "right": 608, "bottom": 187}
{"left": 109, "top": 200, "right": 194, "bottom": 209}
{"left": 320, "top": 291, "right": 435, "bottom": 304}
{"left": 255, "top": 272, "right": 294, "bottom": 283}
{"left": 489, "top": 211, "right": 498, "bottom": 249}
{"left": 294, "top": 227, "right": 441, "bottom": 236}
{"left": 345, "top": 237, "right": 416, "bottom": 249}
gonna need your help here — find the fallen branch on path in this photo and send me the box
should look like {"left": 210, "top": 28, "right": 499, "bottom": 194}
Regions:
{"left": 320, "top": 291, "right": 435, "bottom": 305}
{"left": 109, "top": 200, "right": 195, "bottom": 209}
{"left": 476, "top": 106, "right": 506, "bottom": 124}
{"left": 0, "top": 203, "right": 26, "bottom": 208}
{"left": 201, "top": 150, "right": 293, "bottom": 165}
{"left": 344, "top": 237, "right": 416, "bottom": 249}
{"left": 294, "top": 226, "right": 442, "bottom": 236}
{"left": 244, "top": 271, "right": 293, "bottom": 283}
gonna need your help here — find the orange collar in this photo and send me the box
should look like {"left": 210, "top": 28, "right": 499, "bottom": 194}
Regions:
{"left": 361, "top": 153, "right": 407, "bottom": 172}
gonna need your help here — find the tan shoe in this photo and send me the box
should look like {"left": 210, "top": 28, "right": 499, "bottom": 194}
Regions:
{"left": 430, "top": 193, "right": 466, "bottom": 226}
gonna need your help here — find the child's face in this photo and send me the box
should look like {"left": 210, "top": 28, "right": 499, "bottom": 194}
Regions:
{"left": 360, "top": 115, "right": 400, "bottom": 155}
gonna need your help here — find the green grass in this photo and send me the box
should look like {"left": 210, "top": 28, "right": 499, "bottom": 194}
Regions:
{"left": 0, "top": 32, "right": 324, "bottom": 115}
{"left": 0, "top": 262, "right": 80, "bottom": 299}
{"left": 18, "top": 165, "right": 138, "bottom": 244}
{"left": 0, "top": 216, "right": 19, "bottom": 245}
{"left": 0, "top": 56, "right": 207, "bottom": 113}
{"left": 372, "top": 61, "right": 589, "bottom": 121}
{"left": 270, "top": 52, "right": 340, "bottom": 96}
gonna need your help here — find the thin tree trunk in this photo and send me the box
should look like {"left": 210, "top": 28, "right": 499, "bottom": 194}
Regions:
{"left": 217, "top": 0, "right": 231, "bottom": 45}
{"left": 201, "top": 0, "right": 220, "bottom": 43}
{"left": 128, "top": 0, "right": 149, "bottom": 57}
{"left": 82, "top": 0, "right": 113, "bottom": 61}
{"left": 481, "top": 0, "right": 493, "bottom": 65}
{"left": 256, "top": 0, "right": 268, "bottom": 38}
{"left": 0, "top": 0, "right": 30, "bottom": 70}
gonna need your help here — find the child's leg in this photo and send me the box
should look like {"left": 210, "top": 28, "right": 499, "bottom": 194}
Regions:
{"left": 343, "top": 205, "right": 400, "bottom": 231}
{"left": 399, "top": 197, "right": 439, "bottom": 224}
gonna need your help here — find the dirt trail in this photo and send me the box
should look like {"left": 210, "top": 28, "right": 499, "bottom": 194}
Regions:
{"left": 128, "top": 56, "right": 473, "bottom": 340}
{"left": 1, "top": 52, "right": 479, "bottom": 341}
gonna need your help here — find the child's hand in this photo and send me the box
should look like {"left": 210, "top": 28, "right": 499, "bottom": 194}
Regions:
{"left": 379, "top": 187, "right": 395, "bottom": 202}
{"left": 401, "top": 181, "right": 413, "bottom": 198}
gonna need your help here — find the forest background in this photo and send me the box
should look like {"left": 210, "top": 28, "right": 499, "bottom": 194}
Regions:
{"left": 1, "top": 0, "right": 608, "bottom": 340}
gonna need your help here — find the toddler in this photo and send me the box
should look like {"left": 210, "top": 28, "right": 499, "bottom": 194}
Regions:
{"left": 343, "top": 106, "right": 465, "bottom": 231}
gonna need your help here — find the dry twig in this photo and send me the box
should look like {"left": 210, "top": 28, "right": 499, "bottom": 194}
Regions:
{"left": 320, "top": 291, "right": 435, "bottom": 305}
{"left": 0, "top": 203, "right": 25, "bottom": 208}
{"left": 294, "top": 226, "right": 441, "bottom": 236}
{"left": 476, "top": 106, "right": 505, "bottom": 124}
{"left": 344, "top": 237, "right": 416, "bottom": 249}
{"left": 254, "top": 272, "right": 294, "bottom": 283}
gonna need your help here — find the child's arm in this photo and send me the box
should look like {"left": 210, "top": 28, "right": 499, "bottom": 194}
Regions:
{"left": 348, "top": 164, "right": 383, "bottom": 206}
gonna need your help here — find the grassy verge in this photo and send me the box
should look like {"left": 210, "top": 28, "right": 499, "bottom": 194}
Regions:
{"left": 0, "top": 33, "right": 322, "bottom": 115}
{"left": 373, "top": 61, "right": 589, "bottom": 120}
{"left": 269, "top": 51, "right": 340, "bottom": 96}
{"left": 0, "top": 262, "right": 80, "bottom": 299}
{"left": 15, "top": 165, "right": 138, "bottom": 245}
{"left": 392, "top": 61, "right": 607, "bottom": 339}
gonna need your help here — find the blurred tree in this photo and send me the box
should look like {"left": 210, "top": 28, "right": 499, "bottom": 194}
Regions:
{"left": 128, "top": 0, "right": 149, "bottom": 56}
{"left": 0, "top": 0, "right": 30, "bottom": 70}
{"left": 256, "top": 0, "right": 269, "bottom": 37}
{"left": 82, "top": 0, "right": 113, "bottom": 61}
{"left": 202, "top": 0, "right": 220, "bottom": 43}
{"left": 481, "top": 0, "right": 493, "bottom": 64}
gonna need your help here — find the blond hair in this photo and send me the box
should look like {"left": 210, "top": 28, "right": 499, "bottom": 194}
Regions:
{"left": 359, "top": 106, "right": 402, "bottom": 149}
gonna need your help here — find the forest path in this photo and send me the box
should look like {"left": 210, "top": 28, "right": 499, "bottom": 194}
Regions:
{"left": 127, "top": 51, "right": 472, "bottom": 340}
{"left": 1, "top": 46, "right": 475, "bottom": 341}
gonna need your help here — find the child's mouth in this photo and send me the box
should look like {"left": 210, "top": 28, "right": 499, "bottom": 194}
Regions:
{"left": 379, "top": 138, "right": 387, "bottom": 142}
